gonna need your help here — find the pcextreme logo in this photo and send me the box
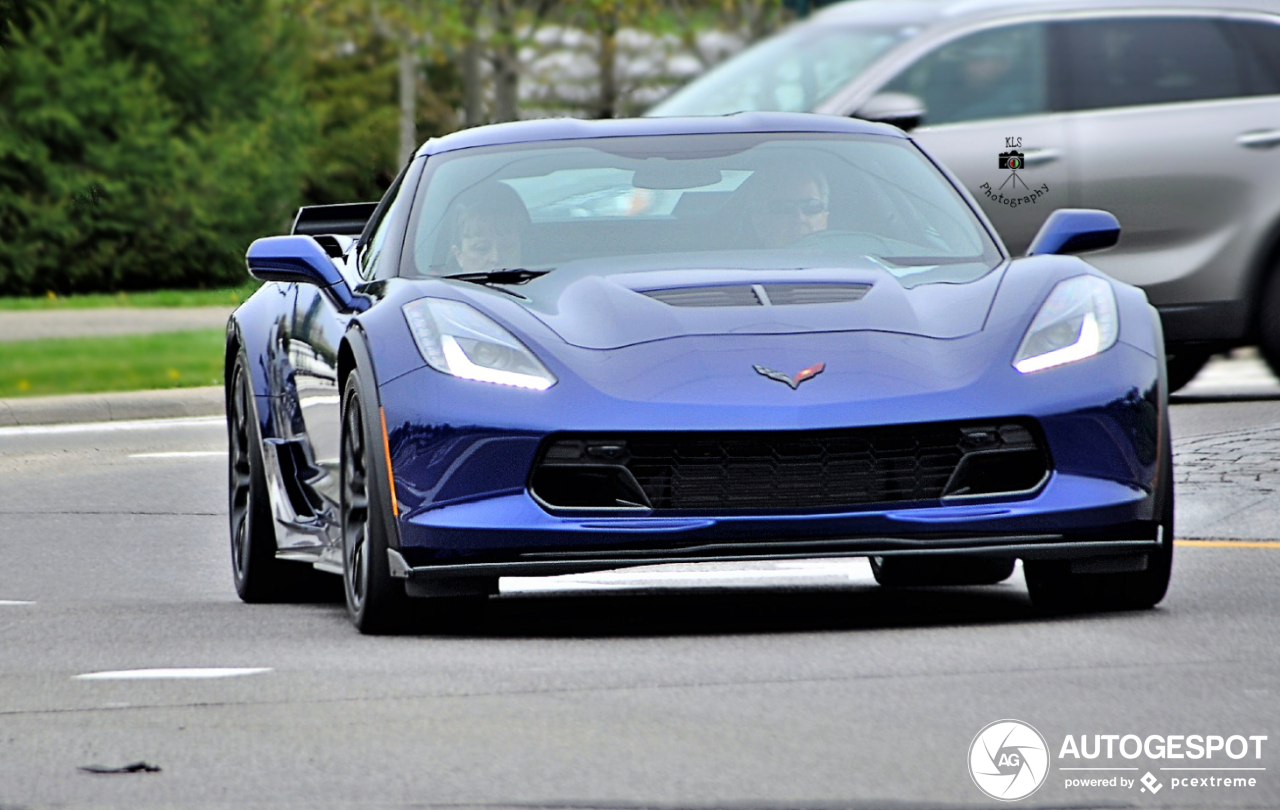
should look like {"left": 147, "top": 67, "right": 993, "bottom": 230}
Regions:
{"left": 969, "top": 720, "right": 1051, "bottom": 801}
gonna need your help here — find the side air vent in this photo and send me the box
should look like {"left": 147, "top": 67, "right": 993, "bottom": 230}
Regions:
{"left": 641, "top": 283, "right": 871, "bottom": 308}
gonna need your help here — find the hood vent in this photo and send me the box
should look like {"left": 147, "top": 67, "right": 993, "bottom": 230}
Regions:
{"left": 641, "top": 285, "right": 761, "bottom": 308}
{"left": 642, "top": 283, "right": 871, "bottom": 308}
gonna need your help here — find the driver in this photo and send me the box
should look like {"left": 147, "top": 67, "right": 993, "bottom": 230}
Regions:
{"left": 442, "top": 185, "right": 528, "bottom": 274}
{"left": 745, "top": 163, "right": 830, "bottom": 248}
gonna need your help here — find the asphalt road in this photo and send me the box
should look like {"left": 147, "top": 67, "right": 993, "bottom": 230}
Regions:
{"left": 1, "top": 399, "right": 1278, "bottom": 810}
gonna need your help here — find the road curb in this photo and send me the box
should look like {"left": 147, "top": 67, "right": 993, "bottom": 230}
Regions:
{"left": 0, "top": 386, "right": 225, "bottom": 427}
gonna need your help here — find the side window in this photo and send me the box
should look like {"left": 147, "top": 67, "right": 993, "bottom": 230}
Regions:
{"left": 880, "top": 23, "right": 1048, "bottom": 127}
{"left": 1061, "top": 18, "right": 1244, "bottom": 111}
{"left": 358, "top": 168, "right": 411, "bottom": 280}
{"left": 1228, "top": 20, "right": 1280, "bottom": 95}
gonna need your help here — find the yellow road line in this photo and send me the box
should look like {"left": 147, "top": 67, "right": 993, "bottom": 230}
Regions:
{"left": 1176, "top": 539, "right": 1280, "bottom": 549}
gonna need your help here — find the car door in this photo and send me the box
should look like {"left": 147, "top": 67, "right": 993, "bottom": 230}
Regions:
{"left": 873, "top": 21, "right": 1070, "bottom": 255}
{"left": 1057, "top": 13, "right": 1280, "bottom": 332}
{"left": 288, "top": 168, "right": 414, "bottom": 523}
{"left": 287, "top": 272, "right": 353, "bottom": 521}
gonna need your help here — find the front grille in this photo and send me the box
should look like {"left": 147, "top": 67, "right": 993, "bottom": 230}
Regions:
{"left": 531, "top": 421, "right": 1048, "bottom": 512}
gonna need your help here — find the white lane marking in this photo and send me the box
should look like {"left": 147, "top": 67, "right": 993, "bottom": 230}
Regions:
{"left": 0, "top": 600, "right": 35, "bottom": 606}
{"left": 0, "top": 416, "right": 222, "bottom": 438}
{"left": 129, "top": 451, "right": 225, "bottom": 459}
{"left": 73, "top": 667, "right": 272, "bottom": 681}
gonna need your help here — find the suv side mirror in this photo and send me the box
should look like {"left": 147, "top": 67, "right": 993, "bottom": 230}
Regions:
{"left": 1027, "top": 209, "right": 1121, "bottom": 256}
{"left": 854, "top": 92, "right": 927, "bottom": 131}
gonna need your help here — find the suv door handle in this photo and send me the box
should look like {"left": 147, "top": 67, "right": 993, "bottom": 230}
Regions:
{"left": 1237, "top": 129, "right": 1280, "bottom": 149}
{"left": 1021, "top": 148, "right": 1062, "bottom": 166}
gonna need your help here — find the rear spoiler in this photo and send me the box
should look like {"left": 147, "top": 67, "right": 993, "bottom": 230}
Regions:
{"left": 291, "top": 202, "right": 378, "bottom": 236}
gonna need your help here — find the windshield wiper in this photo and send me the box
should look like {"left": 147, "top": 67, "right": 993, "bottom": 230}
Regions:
{"left": 443, "top": 268, "right": 548, "bottom": 287}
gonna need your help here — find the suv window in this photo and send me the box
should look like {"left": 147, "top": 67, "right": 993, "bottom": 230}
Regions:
{"left": 880, "top": 23, "right": 1048, "bottom": 127}
{"left": 1228, "top": 20, "right": 1280, "bottom": 95}
{"left": 1061, "top": 17, "right": 1244, "bottom": 111}
{"left": 649, "top": 24, "right": 909, "bottom": 116}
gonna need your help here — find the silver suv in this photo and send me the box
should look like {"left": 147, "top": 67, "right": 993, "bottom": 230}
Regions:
{"left": 650, "top": 0, "right": 1280, "bottom": 389}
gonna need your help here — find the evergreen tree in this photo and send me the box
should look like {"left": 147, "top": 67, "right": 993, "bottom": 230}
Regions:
{"left": 0, "top": 0, "right": 311, "bottom": 294}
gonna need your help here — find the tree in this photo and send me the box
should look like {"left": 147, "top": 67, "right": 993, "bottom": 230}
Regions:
{"left": 0, "top": 0, "right": 34, "bottom": 48}
{"left": 291, "top": 0, "right": 462, "bottom": 204}
{"left": 0, "top": 0, "right": 313, "bottom": 294}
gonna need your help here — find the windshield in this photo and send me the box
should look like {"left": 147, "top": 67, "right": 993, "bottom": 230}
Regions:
{"left": 649, "top": 24, "right": 908, "bottom": 116}
{"left": 403, "top": 133, "right": 1001, "bottom": 285}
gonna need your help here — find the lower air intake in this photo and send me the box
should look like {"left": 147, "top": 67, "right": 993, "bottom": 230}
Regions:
{"left": 531, "top": 421, "right": 1048, "bottom": 512}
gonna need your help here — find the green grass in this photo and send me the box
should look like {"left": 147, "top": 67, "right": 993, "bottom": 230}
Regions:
{"left": 0, "top": 282, "right": 260, "bottom": 311}
{"left": 0, "top": 329, "right": 225, "bottom": 398}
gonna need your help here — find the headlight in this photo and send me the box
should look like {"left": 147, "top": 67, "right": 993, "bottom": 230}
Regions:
{"left": 402, "top": 298, "right": 556, "bottom": 390}
{"left": 1013, "top": 275, "right": 1118, "bottom": 374}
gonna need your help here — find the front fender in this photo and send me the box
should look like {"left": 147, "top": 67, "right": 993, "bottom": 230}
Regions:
{"left": 226, "top": 282, "right": 297, "bottom": 442}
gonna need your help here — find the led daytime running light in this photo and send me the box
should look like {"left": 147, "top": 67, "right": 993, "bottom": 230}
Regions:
{"left": 402, "top": 297, "right": 556, "bottom": 390}
{"left": 1014, "top": 312, "right": 1100, "bottom": 374}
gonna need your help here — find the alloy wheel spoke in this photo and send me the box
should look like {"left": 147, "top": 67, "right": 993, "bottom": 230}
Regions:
{"left": 342, "top": 393, "right": 372, "bottom": 610}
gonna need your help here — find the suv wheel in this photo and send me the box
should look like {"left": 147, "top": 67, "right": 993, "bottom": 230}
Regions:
{"left": 1258, "top": 270, "right": 1280, "bottom": 379}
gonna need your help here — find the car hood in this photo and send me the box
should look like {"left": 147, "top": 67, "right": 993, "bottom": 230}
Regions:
{"left": 493, "top": 258, "right": 1006, "bottom": 350}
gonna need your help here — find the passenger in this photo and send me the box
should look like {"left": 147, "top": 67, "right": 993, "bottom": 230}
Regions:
{"left": 745, "top": 163, "right": 830, "bottom": 248}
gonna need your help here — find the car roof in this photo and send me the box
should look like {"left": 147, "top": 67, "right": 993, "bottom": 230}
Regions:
{"left": 416, "top": 112, "right": 906, "bottom": 157}
{"left": 813, "top": 0, "right": 1280, "bottom": 27}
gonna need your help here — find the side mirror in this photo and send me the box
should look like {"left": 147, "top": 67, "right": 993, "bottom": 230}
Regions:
{"left": 854, "top": 92, "right": 927, "bottom": 131}
{"left": 246, "top": 235, "right": 365, "bottom": 311}
{"left": 246, "top": 235, "right": 344, "bottom": 286}
{"left": 1026, "top": 209, "right": 1121, "bottom": 256}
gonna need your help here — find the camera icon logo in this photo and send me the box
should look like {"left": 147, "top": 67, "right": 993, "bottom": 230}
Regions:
{"left": 968, "top": 719, "right": 1051, "bottom": 801}
{"left": 999, "top": 150, "right": 1025, "bottom": 170}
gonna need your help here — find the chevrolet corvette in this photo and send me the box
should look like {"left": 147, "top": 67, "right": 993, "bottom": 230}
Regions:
{"left": 225, "top": 113, "right": 1172, "bottom": 633}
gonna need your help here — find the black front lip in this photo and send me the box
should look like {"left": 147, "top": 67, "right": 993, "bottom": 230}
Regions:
{"left": 387, "top": 532, "right": 1162, "bottom": 582}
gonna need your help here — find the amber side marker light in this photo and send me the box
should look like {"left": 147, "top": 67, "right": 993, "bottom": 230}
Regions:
{"left": 380, "top": 407, "right": 399, "bottom": 517}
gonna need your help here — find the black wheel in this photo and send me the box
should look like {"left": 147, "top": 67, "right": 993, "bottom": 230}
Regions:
{"left": 228, "top": 355, "right": 337, "bottom": 602}
{"left": 1166, "top": 346, "right": 1211, "bottom": 393}
{"left": 870, "top": 555, "right": 1015, "bottom": 587}
{"left": 341, "top": 370, "right": 410, "bottom": 634}
{"left": 1258, "top": 270, "right": 1280, "bottom": 379}
{"left": 1024, "top": 428, "right": 1174, "bottom": 614}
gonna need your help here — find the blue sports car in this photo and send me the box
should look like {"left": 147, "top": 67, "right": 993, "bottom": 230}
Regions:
{"left": 225, "top": 113, "right": 1172, "bottom": 633}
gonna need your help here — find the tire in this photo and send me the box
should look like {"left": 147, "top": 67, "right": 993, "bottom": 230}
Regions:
{"left": 340, "top": 369, "right": 411, "bottom": 634}
{"left": 1259, "top": 269, "right": 1280, "bottom": 380}
{"left": 1165, "top": 347, "right": 1211, "bottom": 393}
{"left": 870, "top": 555, "right": 1015, "bottom": 587}
{"left": 228, "top": 355, "right": 338, "bottom": 602}
{"left": 1024, "top": 428, "right": 1174, "bottom": 614}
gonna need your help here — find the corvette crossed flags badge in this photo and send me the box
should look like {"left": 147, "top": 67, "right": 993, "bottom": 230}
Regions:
{"left": 753, "top": 362, "right": 826, "bottom": 390}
